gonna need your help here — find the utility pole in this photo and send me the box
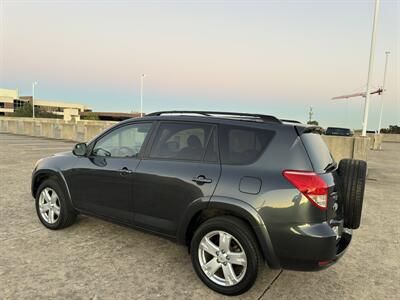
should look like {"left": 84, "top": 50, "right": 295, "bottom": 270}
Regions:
{"left": 362, "top": 0, "right": 380, "bottom": 137}
{"left": 32, "top": 81, "right": 38, "bottom": 118}
{"left": 377, "top": 51, "right": 390, "bottom": 133}
{"left": 308, "top": 106, "right": 314, "bottom": 124}
{"left": 140, "top": 74, "right": 145, "bottom": 117}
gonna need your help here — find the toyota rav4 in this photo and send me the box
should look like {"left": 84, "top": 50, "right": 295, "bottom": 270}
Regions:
{"left": 32, "top": 111, "right": 366, "bottom": 295}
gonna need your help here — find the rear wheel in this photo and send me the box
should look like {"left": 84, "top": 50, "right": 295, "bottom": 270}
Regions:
{"left": 35, "top": 179, "right": 77, "bottom": 230}
{"left": 338, "top": 159, "right": 367, "bottom": 229}
{"left": 190, "top": 216, "right": 262, "bottom": 295}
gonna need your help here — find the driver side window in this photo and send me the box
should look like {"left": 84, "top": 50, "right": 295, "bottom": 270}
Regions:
{"left": 92, "top": 123, "right": 152, "bottom": 158}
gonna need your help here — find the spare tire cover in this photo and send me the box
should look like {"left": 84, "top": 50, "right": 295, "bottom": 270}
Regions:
{"left": 337, "top": 159, "right": 367, "bottom": 229}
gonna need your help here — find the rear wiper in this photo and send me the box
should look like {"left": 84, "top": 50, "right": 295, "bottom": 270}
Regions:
{"left": 324, "top": 161, "right": 337, "bottom": 172}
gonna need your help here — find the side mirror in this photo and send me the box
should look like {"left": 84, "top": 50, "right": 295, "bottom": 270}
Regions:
{"left": 73, "top": 143, "right": 87, "bottom": 156}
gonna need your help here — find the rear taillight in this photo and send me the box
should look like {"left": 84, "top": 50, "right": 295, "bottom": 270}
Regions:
{"left": 282, "top": 170, "right": 328, "bottom": 210}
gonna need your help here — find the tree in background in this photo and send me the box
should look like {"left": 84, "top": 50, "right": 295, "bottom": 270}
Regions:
{"left": 12, "top": 102, "right": 62, "bottom": 119}
{"left": 380, "top": 125, "right": 400, "bottom": 134}
{"left": 11, "top": 102, "right": 33, "bottom": 117}
{"left": 81, "top": 112, "right": 100, "bottom": 120}
{"left": 307, "top": 120, "right": 319, "bottom": 126}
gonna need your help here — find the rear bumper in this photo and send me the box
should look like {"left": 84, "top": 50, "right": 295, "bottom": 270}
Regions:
{"left": 269, "top": 221, "right": 352, "bottom": 271}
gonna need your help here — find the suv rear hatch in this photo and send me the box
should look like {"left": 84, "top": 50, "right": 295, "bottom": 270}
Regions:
{"left": 296, "top": 126, "right": 344, "bottom": 225}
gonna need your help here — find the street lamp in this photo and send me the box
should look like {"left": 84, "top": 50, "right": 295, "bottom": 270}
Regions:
{"left": 140, "top": 74, "right": 146, "bottom": 117}
{"left": 32, "top": 81, "right": 38, "bottom": 118}
{"left": 377, "top": 51, "right": 390, "bottom": 134}
{"left": 362, "top": 0, "right": 380, "bottom": 137}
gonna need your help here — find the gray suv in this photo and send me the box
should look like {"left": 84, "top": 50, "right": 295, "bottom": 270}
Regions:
{"left": 32, "top": 111, "right": 366, "bottom": 295}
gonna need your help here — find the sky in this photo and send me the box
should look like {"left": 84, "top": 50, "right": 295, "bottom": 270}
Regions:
{"left": 0, "top": 0, "right": 398, "bottom": 129}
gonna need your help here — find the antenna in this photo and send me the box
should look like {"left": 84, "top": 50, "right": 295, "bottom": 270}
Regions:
{"left": 308, "top": 106, "right": 314, "bottom": 124}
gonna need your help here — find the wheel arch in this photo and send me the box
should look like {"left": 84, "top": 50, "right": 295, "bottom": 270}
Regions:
{"left": 177, "top": 196, "right": 281, "bottom": 269}
{"left": 31, "top": 169, "right": 72, "bottom": 206}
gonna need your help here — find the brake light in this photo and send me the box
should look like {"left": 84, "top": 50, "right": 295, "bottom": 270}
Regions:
{"left": 282, "top": 170, "right": 328, "bottom": 210}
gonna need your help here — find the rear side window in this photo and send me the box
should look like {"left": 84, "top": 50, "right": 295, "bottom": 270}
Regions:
{"left": 301, "top": 133, "right": 334, "bottom": 173}
{"left": 149, "top": 122, "right": 213, "bottom": 161}
{"left": 219, "top": 125, "right": 274, "bottom": 165}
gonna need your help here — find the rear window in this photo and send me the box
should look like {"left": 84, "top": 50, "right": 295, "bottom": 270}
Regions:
{"left": 219, "top": 125, "right": 274, "bottom": 165}
{"left": 301, "top": 133, "right": 334, "bottom": 173}
{"left": 149, "top": 122, "right": 213, "bottom": 161}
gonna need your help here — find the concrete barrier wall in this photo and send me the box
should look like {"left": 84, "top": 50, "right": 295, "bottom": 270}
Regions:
{"left": 352, "top": 137, "right": 369, "bottom": 161}
{"left": 322, "top": 136, "right": 353, "bottom": 161}
{"left": 354, "top": 133, "right": 384, "bottom": 150}
{"left": 366, "top": 134, "right": 383, "bottom": 150}
{"left": 322, "top": 135, "right": 369, "bottom": 162}
{"left": 382, "top": 134, "right": 400, "bottom": 143}
{"left": 0, "top": 117, "right": 369, "bottom": 161}
{"left": 0, "top": 117, "right": 117, "bottom": 143}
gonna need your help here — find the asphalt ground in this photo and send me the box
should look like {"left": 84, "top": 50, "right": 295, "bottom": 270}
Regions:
{"left": 0, "top": 133, "right": 399, "bottom": 299}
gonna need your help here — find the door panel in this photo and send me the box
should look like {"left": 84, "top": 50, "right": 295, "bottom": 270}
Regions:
{"left": 133, "top": 160, "right": 220, "bottom": 235}
{"left": 67, "top": 122, "right": 153, "bottom": 223}
{"left": 133, "top": 122, "right": 221, "bottom": 236}
{"left": 68, "top": 157, "right": 138, "bottom": 222}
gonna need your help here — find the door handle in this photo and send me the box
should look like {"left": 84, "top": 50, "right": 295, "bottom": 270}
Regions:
{"left": 119, "top": 167, "right": 133, "bottom": 175}
{"left": 192, "top": 175, "right": 212, "bottom": 185}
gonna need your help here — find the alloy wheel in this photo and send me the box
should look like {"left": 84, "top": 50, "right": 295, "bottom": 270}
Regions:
{"left": 198, "top": 230, "right": 247, "bottom": 286}
{"left": 38, "top": 187, "right": 61, "bottom": 224}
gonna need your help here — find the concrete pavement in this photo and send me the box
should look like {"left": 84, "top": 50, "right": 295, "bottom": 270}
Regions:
{"left": 0, "top": 133, "right": 399, "bottom": 299}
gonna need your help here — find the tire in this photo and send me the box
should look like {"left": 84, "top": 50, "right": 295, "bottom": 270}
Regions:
{"left": 190, "top": 216, "right": 262, "bottom": 295}
{"left": 35, "top": 179, "right": 77, "bottom": 230}
{"left": 337, "top": 159, "right": 367, "bottom": 229}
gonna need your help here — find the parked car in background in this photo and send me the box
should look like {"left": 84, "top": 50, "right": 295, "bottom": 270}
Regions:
{"left": 325, "top": 127, "right": 354, "bottom": 137}
{"left": 31, "top": 111, "right": 367, "bottom": 295}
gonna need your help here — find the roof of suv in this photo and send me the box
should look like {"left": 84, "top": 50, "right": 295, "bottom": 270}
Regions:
{"left": 146, "top": 111, "right": 282, "bottom": 124}
{"left": 120, "top": 110, "right": 318, "bottom": 133}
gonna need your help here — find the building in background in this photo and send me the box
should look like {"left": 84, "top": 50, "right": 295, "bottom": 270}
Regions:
{"left": 0, "top": 88, "right": 18, "bottom": 115}
{"left": 0, "top": 87, "right": 143, "bottom": 121}
{"left": 0, "top": 88, "right": 91, "bottom": 120}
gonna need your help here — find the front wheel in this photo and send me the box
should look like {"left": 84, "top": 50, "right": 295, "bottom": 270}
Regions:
{"left": 35, "top": 179, "right": 77, "bottom": 230}
{"left": 190, "top": 216, "right": 262, "bottom": 295}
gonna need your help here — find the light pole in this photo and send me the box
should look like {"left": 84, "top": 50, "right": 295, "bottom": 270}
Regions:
{"left": 377, "top": 51, "right": 390, "bottom": 134}
{"left": 32, "top": 81, "right": 38, "bottom": 118}
{"left": 140, "top": 74, "right": 146, "bottom": 117}
{"left": 362, "top": 0, "right": 380, "bottom": 137}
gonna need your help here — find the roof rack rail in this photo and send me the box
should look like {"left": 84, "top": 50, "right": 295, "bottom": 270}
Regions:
{"left": 281, "top": 119, "right": 302, "bottom": 124}
{"left": 146, "top": 110, "right": 282, "bottom": 124}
